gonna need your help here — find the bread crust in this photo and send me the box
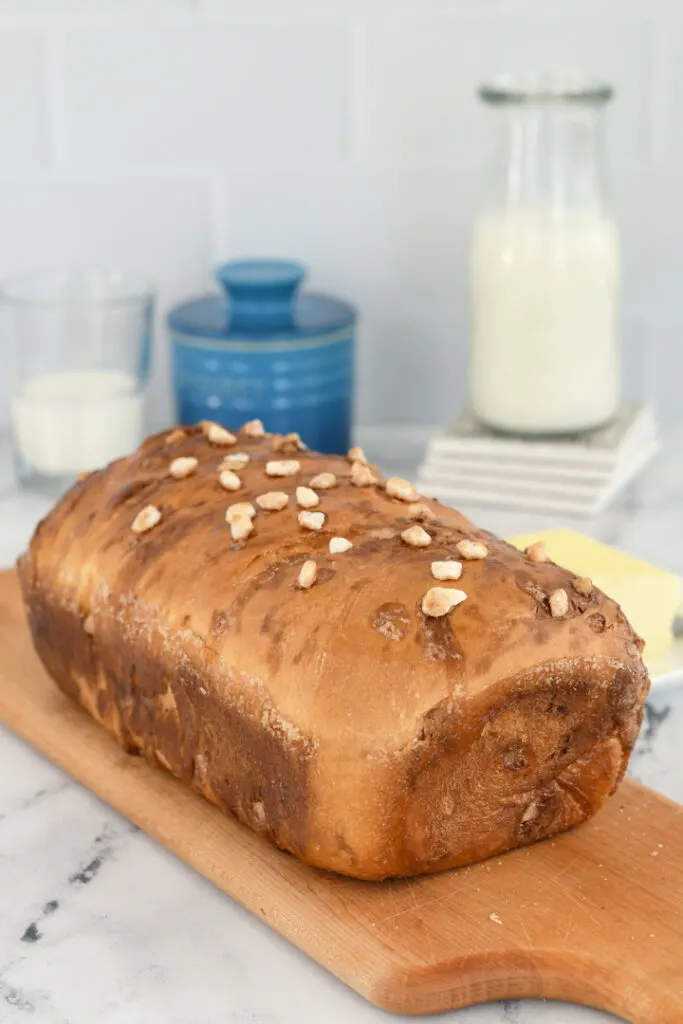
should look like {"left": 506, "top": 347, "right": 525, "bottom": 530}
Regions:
{"left": 18, "top": 425, "right": 649, "bottom": 879}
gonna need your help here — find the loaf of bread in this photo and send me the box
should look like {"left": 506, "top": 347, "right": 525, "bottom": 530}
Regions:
{"left": 18, "top": 422, "right": 649, "bottom": 880}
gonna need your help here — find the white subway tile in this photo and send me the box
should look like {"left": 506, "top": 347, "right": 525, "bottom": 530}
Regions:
{"left": 611, "top": 168, "right": 683, "bottom": 421}
{"left": 650, "top": 20, "right": 683, "bottom": 162}
{"left": 504, "top": 0, "right": 666, "bottom": 11}
{"left": 0, "top": 179, "right": 212, "bottom": 428}
{"left": 64, "top": 23, "right": 348, "bottom": 165}
{"left": 0, "top": 0, "right": 189, "bottom": 11}
{"left": 0, "top": 33, "right": 45, "bottom": 168}
{"left": 221, "top": 168, "right": 479, "bottom": 424}
{"left": 221, "top": 168, "right": 479, "bottom": 306}
{"left": 202, "top": 0, "right": 500, "bottom": 11}
{"left": 617, "top": 312, "right": 683, "bottom": 426}
{"left": 358, "top": 302, "right": 467, "bottom": 426}
{"left": 614, "top": 168, "right": 683, "bottom": 310}
{"left": 358, "top": 15, "right": 649, "bottom": 165}
{"left": 645, "top": 320, "right": 683, "bottom": 426}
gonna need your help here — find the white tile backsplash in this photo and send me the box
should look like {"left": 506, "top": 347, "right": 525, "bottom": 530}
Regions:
{"left": 0, "top": 179, "right": 212, "bottom": 426}
{"left": 357, "top": 15, "right": 650, "bottom": 166}
{"left": 222, "top": 168, "right": 476, "bottom": 303}
{"left": 0, "top": 33, "right": 45, "bottom": 168}
{"left": 0, "top": 2, "right": 679, "bottom": 432}
{"left": 615, "top": 167, "right": 683, "bottom": 309}
{"left": 221, "top": 168, "right": 479, "bottom": 422}
{"left": 65, "top": 23, "right": 348, "bottom": 166}
{"left": 648, "top": 20, "right": 683, "bottom": 163}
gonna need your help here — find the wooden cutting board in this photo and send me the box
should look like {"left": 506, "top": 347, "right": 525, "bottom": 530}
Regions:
{"left": 0, "top": 568, "right": 682, "bottom": 1022}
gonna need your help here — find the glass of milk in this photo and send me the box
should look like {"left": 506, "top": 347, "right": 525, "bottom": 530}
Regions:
{"left": 469, "top": 74, "right": 620, "bottom": 436}
{"left": 2, "top": 269, "right": 154, "bottom": 494}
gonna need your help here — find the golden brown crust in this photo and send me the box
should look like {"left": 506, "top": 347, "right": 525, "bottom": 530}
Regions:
{"left": 18, "top": 424, "right": 649, "bottom": 879}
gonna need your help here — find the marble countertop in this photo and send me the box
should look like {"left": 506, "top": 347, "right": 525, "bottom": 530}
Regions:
{"left": 1, "top": 429, "right": 682, "bottom": 1024}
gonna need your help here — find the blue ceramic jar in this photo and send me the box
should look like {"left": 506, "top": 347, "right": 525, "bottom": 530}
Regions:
{"left": 167, "top": 260, "right": 356, "bottom": 455}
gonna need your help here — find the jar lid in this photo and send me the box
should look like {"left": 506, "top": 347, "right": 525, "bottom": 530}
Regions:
{"left": 167, "top": 259, "right": 356, "bottom": 341}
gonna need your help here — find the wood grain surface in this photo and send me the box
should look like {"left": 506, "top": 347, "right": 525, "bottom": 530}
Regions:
{"left": 0, "top": 568, "right": 681, "bottom": 1021}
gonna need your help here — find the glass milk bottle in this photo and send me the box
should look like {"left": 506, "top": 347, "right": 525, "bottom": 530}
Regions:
{"left": 469, "top": 75, "right": 620, "bottom": 435}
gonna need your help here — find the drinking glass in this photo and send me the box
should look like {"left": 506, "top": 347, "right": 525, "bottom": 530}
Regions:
{"left": 1, "top": 269, "right": 155, "bottom": 495}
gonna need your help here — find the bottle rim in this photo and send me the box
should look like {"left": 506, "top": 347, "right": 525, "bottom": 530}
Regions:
{"left": 479, "top": 72, "right": 613, "bottom": 106}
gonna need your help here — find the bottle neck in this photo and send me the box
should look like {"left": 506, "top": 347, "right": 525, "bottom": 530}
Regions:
{"left": 486, "top": 103, "right": 610, "bottom": 214}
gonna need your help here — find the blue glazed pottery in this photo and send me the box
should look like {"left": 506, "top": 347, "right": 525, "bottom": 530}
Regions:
{"left": 167, "top": 260, "right": 356, "bottom": 455}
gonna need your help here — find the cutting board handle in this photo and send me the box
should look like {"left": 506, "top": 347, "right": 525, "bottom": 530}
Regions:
{"left": 367, "top": 785, "right": 683, "bottom": 1022}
